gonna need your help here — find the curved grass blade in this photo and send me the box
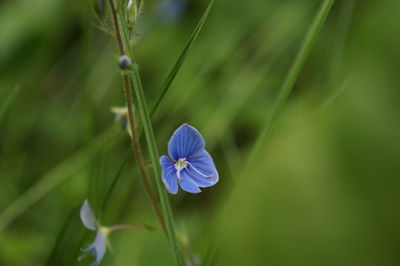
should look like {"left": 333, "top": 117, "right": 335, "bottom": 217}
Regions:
{"left": 0, "top": 127, "right": 122, "bottom": 232}
{"left": 204, "top": 0, "right": 335, "bottom": 264}
{"left": 0, "top": 85, "right": 21, "bottom": 125}
{"left": 101, "top": 151, "right": 131, "bottom": 212}
{"left": 130, "top": 71, "right": 185, "bottom": 266}
{"left": 328, "top": 0, "right": 356, "bottom": 87}
{"left": 251, "top": 0, "right": 335, "bottom": 158}
{"left": 44, "top": 206, "right": 78, "bottom": 266}
{"left": 150, "top": 0, "right": 215, "bottom": 117}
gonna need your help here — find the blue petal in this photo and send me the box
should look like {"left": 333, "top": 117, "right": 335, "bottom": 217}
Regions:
{"left": 160, "top": 155, "right": 178, "bottom": 194}
{"left": 80, "top": 230, "right": 106, "bottom": 266}
{"left": 187, "top": 150, "right": 219, "bottom": 187}
{"left": 168, "top": 123, "right": 205, "bottom": 160}
{"left": 178, "top": 170, "right": 201, "bottom": 193}
{"left": 80, "top": 199, "right": 97, "bottom": 231}
{"left": 91, "top": 230, "right": 106, "bottom": 266}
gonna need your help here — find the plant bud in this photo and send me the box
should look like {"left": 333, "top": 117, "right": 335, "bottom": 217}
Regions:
{"left": 118, "top": 55, "right": 132, "bottom": 70}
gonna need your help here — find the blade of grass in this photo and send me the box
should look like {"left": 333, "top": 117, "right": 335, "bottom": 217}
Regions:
{"left": 328, "top": 0, "right": 356, "bottom": 87}
{"left": 251, "top": 0, "right": 335, "bottom": 158}
{"left": 204, "top": 0, "right": 335, "bottom": 264}
{"left": 0, "top": 127, "right": 122, "bottom": 232}
{"left": 150, "top": 0, "right": 215, "bottom": 117}
{"left": 101, "top": 151, "right": 131, "bottom": 213}
{"left": 0, "top": 85, "right": 21, "bottom": 125}
{"left": 44, "top": 206, "right": 78, "bottom": 266}
{"left": 130, "top": 71, "right": 185, "bottom": 266}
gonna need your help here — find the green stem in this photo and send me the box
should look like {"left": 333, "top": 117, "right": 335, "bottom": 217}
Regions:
{"left": 130, "top": 66, "right": 185, "bottom": 266}
{"left": 150, "top": 0, "right": 215, "bottom": 117}
{"left": 108, "top": 1, "right": 184, "bottom": 265}
{"left": 108, "top": 224, "right": 147, "bottom": 231}
{"left": 107, "top": 0, "right": 166, "bottom": 233}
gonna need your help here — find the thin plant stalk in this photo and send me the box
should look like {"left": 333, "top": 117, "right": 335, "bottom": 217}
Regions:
{"left": 150, "top": 0, "right": 215, "bottom": 117}
{"left": 107, "top": 0, "right": 184, "bottom": 265}
{"left": 129, "top": 71, "right": 185, "bottom": 266}
{"left": 0, "top": 85, "right": 21, "bottom": 125}
{"left": 107, "top": 0, "right": 166, "bottom": 233}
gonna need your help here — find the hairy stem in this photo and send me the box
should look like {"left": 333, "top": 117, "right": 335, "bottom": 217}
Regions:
{"left": 108, "top": 0, "right": 166, "bottom": 233}
{"left": 108, "top": 224, "right": 147, "bottom": 231}
{"left": 109, "top": 1, "right": 186, "bottom": 264}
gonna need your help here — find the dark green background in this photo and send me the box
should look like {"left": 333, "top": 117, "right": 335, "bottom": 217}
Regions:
{"left": 1, "top": 0, "right": 399, "bottom": 265}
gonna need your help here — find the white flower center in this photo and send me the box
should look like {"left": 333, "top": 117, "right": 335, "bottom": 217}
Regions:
{"left": 175, "top": 158, "right": 188, "bottom": 171}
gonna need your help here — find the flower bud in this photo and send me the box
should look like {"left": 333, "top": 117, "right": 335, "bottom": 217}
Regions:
{"left": 118, "top": 55, "right": 132, "bottom": 70}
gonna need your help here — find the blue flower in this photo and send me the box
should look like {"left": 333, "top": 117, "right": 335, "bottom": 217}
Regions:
{"left": 160, "top": 123, "right": 218, "bottom": 194}
{"left": 79, "top": 200, "right": 107, "bottom": 266}
{"left": 110, "top": 106, "right": 132, "bottom": 136}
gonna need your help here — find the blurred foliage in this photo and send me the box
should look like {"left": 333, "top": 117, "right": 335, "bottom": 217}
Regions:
{"left": 1, "top": 0, "right": 400, "bottom": 265}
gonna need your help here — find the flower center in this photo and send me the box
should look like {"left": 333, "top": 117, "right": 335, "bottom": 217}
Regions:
{"left": 175, "top": 158, "right": 188, "bottom": 171}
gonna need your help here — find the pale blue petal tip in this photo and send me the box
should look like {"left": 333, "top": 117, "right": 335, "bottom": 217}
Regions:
{"left": 80, "top": 199, "right": 97, "bottom": 231}
{"left": 80, "top": 230, "right": 106, "bottom": 266}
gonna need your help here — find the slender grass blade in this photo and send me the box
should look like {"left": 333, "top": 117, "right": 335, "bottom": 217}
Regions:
{"left": 204, "top": 0, "right": 335, "bottom": 264}
{"left": 150, "top": 0, "right": 215, "bottom": 117}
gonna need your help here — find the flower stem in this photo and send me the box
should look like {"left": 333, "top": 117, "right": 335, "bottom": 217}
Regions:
{"left": 108, "top": 224, "right": 163, "bottom": 233}
{"left": 108, "top": 224, "right": 147, "bottom": 231}
{"left": 129, "top": 50, "right": 186, "bottom": 266}
{"left": 113, "top": 3, "right": 185, "bottom": 266}
{"left": 107, "top": 0, "right": 166, "bottom": 234}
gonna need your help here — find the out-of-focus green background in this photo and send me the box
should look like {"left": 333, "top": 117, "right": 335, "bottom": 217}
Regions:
{"left": 1, "top": 0, "right": 400, "bottom": 265}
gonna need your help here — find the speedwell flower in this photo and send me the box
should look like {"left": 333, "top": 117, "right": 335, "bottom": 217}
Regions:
{"left": 110, "top": 106, "right": 132, "bottom": 136}
{"left": 160, "top": 123, "right": 218, "bottom": 194}
{"left": 79, "top": 200, "right": 108, "bottom": 266}
{"left": 79, "top": 200, "right": 148, "bottom": 265}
